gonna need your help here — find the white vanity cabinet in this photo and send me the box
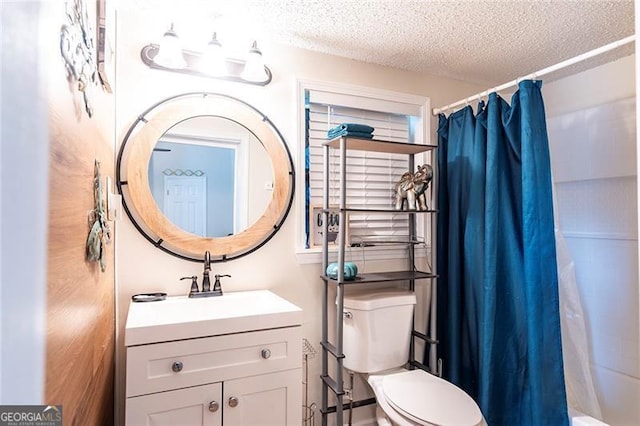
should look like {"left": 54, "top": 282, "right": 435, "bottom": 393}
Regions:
{"left": 124, "top": 290, "right": 303, "bottom": 426}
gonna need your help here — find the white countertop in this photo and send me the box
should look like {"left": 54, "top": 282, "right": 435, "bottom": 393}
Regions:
{"left": 125, "top": 290, "right": 303, "bottom": 346}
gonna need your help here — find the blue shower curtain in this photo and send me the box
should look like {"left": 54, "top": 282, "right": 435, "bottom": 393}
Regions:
{"left": 436, "top": 80, "right": 568, "bottom": 425}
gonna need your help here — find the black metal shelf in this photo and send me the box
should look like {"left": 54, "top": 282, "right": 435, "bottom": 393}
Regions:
{"left": 322, "top": 398, "right": 377, "bottom": 415}
{"left": 320, "top": 341, "right": 345, "bottom": 359}
{"left": 321, "top": 270, "right": 436, "bottom": 285}
{"left": 324, "top": 207, "right": 437, "bottom": 214}
{"left": 349, "top": 239, "right": 425, "bottom": 247}
{"left": 324, "top": 136, "right": 437, "bottom": 154}
{"left": 321, "top": 375, "right": 345, "bottom": 396}
{"left": 412, "top": 330, "right": 439, "bottom": 345}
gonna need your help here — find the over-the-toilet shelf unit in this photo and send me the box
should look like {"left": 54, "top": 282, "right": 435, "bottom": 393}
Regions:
{"left": 319, "top": 136, "right": 438, "bottom": 426}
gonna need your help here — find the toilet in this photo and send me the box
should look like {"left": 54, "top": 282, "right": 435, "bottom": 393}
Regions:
{"left": 342, "top": 288, "right": 485, "bottom": 426}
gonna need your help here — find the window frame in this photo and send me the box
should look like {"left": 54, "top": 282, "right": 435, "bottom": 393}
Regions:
{"left": 295, "top": 79, "right": 431, "bottom": 264}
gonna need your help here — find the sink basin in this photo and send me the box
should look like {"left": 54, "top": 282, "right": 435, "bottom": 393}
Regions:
{"left": 125, "top": 290, "right": 303, "bottom": 346}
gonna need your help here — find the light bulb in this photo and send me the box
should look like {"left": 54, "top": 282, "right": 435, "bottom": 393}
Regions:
{"left": 153, "top": 23, "right": 186, "bottom": 69}
{"left": 241, "top": 41, "right": 269, "bottom": 83}
{"left": 199, "top": 32, "right": 227, "bottom": 76}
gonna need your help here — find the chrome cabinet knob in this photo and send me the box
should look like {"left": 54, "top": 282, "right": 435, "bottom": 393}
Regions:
{"left": 228, "top": 396, "right": 239, "bottom": 408}
{"left": 208, "top": 401, "right": 219, "bottom": 413}
{"left": 261, "top": 348, "right": 271, "bottom": 359}
{"left": 171, "top": 361, "right": 183, "bottom": 372}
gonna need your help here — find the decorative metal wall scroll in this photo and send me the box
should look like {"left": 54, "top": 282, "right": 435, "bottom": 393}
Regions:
{"left": 60, "top": 0, "right": 97, "bottom": 117}
{"left": 86, "top": 160, "right": 111, "bottom": 271}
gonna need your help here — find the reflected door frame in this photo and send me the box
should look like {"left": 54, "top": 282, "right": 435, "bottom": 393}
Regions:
{"left": 157, "top": 134, "right": 250, "bottom": 235}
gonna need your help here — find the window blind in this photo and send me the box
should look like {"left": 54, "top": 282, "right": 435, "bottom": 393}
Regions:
{"left": 308, "top": 89, "right": 423, "bottom": 117}
{"left": 306, "top": 101, "right": 415, "bottom": 246}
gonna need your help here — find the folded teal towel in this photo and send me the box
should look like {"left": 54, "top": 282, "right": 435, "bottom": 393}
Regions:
{"left": 327, "top": 130, "right": 374, "bottom": 139}
{"left": 328, "top": 123, "right": 375, "bottom": 136}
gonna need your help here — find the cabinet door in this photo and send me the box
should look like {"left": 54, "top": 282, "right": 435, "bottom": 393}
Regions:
{"left": 126, "top": 382, "right": 222, "bottom": 426}
{"left": 223, "top": 369, "right": 301, "bottom": 426}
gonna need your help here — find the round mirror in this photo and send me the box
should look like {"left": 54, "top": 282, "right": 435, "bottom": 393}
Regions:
{"left": 117, "top": 93, "right": 294, "bottom": 262}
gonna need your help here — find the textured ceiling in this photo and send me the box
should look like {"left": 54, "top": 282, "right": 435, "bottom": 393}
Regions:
{"left": 125, "top": 0, "right": 635, "bottom": 86}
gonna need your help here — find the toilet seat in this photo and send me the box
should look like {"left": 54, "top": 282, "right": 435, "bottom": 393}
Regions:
{"left": 369, "top": 369, "right": 484, "bottom": 426}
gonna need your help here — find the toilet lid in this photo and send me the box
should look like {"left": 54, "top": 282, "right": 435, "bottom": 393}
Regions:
{"left": 382, "top": 370, "right": 483, "bottom": 426}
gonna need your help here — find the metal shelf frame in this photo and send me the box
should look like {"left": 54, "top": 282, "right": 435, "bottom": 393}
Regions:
{"left": 319, "top": 136, "right": 439, "bottom": 426}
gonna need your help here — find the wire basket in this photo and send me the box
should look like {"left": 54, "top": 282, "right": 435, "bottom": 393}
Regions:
{"left": 302, "top": 338, "right": 317, "bottom": 425}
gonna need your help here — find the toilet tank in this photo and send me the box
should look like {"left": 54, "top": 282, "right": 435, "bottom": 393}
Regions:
{"left": 341, "top": 288, "right": 417, "bottom": 373}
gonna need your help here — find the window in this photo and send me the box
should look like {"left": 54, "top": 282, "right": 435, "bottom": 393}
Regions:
{"left": 296, "top": 80, "right": 431, "bottom": 262}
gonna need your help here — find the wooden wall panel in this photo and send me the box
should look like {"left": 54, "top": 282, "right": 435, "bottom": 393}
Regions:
{"left": 43, "top": 2, "right": 115, "bottom": 425}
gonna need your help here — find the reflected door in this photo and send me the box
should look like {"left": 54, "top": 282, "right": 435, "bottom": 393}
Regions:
{"left": 164, "top": 176, "right": 207, "bottom": 236}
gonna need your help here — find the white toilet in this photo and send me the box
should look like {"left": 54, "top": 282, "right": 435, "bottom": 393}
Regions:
{"left": 342, "top": 288, "right": 485, "bottom": 426}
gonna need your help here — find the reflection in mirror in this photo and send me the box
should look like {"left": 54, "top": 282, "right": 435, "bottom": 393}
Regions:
{"left": 148, "top": 116, "right": 274, "bottom": 238}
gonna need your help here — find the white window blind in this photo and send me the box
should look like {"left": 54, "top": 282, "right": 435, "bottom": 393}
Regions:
{"left": 308, "top": 89, "right": 423, "bottom": 117}
{"left": 307, "top": 100, "right": 417, "bottom": 245}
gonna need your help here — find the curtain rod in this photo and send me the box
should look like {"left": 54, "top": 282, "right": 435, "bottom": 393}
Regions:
{"left": 432, "top": 35, "right": 636, "bottom": 116}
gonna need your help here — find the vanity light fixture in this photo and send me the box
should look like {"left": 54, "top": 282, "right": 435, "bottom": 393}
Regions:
{"left": 141, "top": 25, "right": 272, "bottom": 86}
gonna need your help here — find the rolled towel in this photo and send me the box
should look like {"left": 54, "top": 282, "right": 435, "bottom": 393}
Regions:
{"left": 327, "top": 130, "right": 375, "bottom": 139}
{"left": 327, "top": 123, "right": 374, "bottom": 137}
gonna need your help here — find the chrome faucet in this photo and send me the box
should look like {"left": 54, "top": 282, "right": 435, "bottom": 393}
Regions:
{"left": 202, "top": 251, "right": 212, "bottom": 292}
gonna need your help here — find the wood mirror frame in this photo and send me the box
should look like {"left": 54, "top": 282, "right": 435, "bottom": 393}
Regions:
{"left": 116, "top": 92, "right": 295, "bottom": 262}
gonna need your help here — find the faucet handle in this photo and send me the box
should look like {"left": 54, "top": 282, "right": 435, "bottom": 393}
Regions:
{"left": 180, "top": 275, "right": 199, "bottom": 296}
{"left": 212, "top": 274, "right": 231, "bottom": 295}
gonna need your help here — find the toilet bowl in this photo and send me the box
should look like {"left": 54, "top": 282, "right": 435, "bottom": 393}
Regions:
{"left": 367, "top": 369, "right": 485, "bottom": 426}
{"left": 341, "top": 288, "right": 485, "bottom": 426}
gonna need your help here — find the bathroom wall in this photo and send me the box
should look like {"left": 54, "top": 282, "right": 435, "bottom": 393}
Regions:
{"left": 113, "top": 5, "right": 485, "bottom": 424}
{"left": 2, "top": 1, "right": 117, "bottom": 421}
{"left": 37, "top": 1, "right": 117, "bottom": 424}
{"left": 544, "top": 55, "right": 639, "bottom": 425}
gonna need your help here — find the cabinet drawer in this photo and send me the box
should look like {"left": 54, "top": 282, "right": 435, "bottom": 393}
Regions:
{"left": 126, "top": 326, "right": 301, "bottom": 397}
